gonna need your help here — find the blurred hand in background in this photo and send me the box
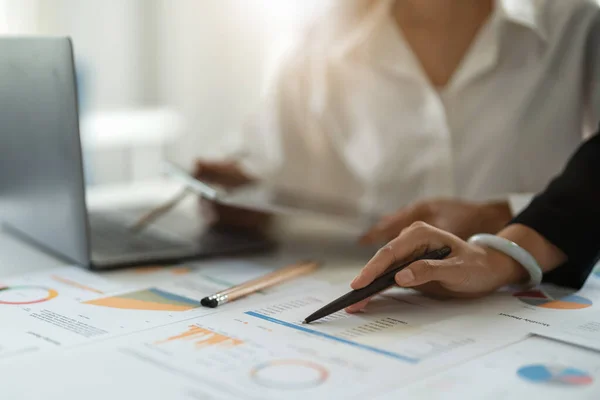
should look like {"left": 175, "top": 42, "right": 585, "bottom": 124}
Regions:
{"left": 193, "top": 160, "right": 272, "bottom": 231}
{"left": 360, "top": 199, "right": 512, "bottom": 245}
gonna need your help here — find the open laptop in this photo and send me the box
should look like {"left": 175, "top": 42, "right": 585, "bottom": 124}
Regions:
{"left": 0, "top": 37, "right": 272, "bottom": 270}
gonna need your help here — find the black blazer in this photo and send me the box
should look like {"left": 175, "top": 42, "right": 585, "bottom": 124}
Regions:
{"left": 512, "top": 129, "right": 600, "bottom": 289}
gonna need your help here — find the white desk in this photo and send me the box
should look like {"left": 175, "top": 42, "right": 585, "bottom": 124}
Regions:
{"left": 0, "top": 231, "right": 66, "bottom": 276}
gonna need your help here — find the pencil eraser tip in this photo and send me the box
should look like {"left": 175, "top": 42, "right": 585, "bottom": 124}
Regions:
{"left": 200, "top": 298, "right": 218, "bottom": 308}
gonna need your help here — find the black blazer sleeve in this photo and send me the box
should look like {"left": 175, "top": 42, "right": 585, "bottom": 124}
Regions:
{"left": 511, "top": 130, "right": 600, "bottom": 289}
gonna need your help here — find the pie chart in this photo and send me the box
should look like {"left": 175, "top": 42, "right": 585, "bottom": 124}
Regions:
{"left": 517, "top": 364, "right": 593, "bottom": 386}
{"left": 514, "top": 288, "right": 592, "bottom": 310}
{"left": 0, "top": 285, "right": 58, "bottom": 305}
{"left": 250, "top": 360, "right": 329, "bottom": 390}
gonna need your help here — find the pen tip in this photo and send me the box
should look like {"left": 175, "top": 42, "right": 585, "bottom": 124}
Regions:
{"left": 302, "top": 320, "right": 308, "bottom": 325}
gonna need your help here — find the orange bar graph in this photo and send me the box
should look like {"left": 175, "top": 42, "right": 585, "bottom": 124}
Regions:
{"left": 155, "top": 325, "right": 244, "bottom": 349}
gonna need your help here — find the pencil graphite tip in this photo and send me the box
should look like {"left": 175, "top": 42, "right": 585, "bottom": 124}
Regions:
{"left": 302, "top": 319, "right": 308, "bottom": 325}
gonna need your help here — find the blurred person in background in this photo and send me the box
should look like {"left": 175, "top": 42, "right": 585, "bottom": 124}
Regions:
{"left": 194, "top": 0, "right": 600, "bottom": 240}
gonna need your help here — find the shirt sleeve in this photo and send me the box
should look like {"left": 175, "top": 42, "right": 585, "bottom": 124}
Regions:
{"left": 511, "top": 130, "right": 600, "bottom": 289}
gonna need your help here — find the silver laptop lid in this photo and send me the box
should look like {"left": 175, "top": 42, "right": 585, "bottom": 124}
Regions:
{"left": 0, "top": 37, "right": 90, "bottom": 266}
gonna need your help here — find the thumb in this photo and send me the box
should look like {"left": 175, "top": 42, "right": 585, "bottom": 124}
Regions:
{"left": 395, "top": 259, "right": 467, "bottom": 288}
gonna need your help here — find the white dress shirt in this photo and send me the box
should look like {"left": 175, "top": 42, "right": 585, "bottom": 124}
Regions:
{"left": 236, "top": 0, "right": 600, "bottom": 217}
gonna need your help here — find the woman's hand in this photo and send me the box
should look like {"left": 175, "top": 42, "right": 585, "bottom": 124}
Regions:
{"left": 360, "top": 199, "right": 512, "bottom": 244}
{"left": 194, "top": 160, "right": 272, "bottom": 230}
{"left": 347, "top": 222, "right": 528, "bottom": 312}
{"left": 193, "top": 160, "right": 253, "bottom": 188}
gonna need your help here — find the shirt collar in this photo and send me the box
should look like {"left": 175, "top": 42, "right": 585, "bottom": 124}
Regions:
{"left": 330, "top": 0, "right": 395, "bottom": 59}
{"left": 496, "top": 0, "right": 548, "bottom": 42}
{"left": 331, "top": 0, "right": 548, "bottom": 58}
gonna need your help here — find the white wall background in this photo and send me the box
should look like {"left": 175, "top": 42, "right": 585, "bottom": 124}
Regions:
{"left": 0, "top": 0, "right": 321, "bottom": 184}
{"left": 155, "top": 0, "right": 321, "bottom": 165}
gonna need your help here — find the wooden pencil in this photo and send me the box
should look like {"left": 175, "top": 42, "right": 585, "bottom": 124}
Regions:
{"left": 201, "top": 261, "right": 320, "bottom": 308}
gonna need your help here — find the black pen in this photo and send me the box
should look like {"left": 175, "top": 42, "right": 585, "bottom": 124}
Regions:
{"left": 302, "top": 246, "right": 452, "bottom": 324}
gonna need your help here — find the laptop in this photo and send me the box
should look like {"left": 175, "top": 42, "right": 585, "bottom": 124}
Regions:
{"left": 0, "top": 37, "right": 273, "bottom": 270}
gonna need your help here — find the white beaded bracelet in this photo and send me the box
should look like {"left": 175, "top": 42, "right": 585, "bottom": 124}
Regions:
{"left": 467, "top": 233, "right": 543, "bottom": 289}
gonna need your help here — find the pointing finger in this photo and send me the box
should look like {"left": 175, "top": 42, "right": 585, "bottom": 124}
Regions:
{"left": 345, "top": 296, "right": 374, "bottom": 313}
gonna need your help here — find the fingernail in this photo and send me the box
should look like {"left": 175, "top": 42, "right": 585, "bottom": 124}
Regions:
{"left": 350, "top": 275, "right": 362, "bottom": 287}
{"left": 345, "top": 306, "right": 365, "bottom": 314}
{"left": 395, "top": 269, "right": 415, "bottom": 286}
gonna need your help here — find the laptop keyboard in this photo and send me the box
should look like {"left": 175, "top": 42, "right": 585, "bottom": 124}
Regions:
{"left": 89, "top": 214, "right": 189, "bottom": 254}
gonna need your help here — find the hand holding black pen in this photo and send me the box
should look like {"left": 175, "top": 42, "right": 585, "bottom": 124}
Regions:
{"left": 303, "top": 247, "right": 452, "bottom": 324}
{"left": 344, "top": 222, "right": 541, "bottom": 313}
